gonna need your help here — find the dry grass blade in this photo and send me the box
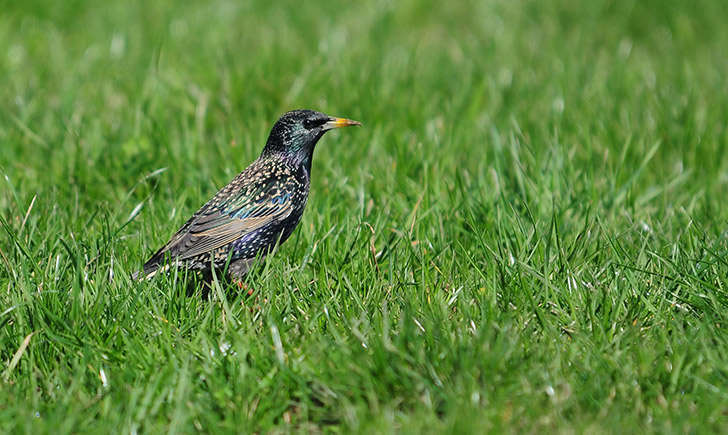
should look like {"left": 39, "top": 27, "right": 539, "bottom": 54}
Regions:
{"left": 3, "top": 332, "right": 37, "bottom": 381}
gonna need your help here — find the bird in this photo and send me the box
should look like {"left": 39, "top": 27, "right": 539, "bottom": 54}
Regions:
{"left": 132, "top": 109, "right": 361, "bottom": 284}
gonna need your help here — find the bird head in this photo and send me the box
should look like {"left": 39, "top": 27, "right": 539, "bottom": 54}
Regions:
{"left": 263, "top": 109, "right": 361, "bottom": 161}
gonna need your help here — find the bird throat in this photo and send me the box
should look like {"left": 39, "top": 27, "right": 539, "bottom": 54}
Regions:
{"left": 263, "top": 131, "right": 323, "bottom": 173}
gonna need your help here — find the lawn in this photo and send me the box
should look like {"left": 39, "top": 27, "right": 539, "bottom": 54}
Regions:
{"left": 1, "top": 0, "right": 728, "bottom": 432}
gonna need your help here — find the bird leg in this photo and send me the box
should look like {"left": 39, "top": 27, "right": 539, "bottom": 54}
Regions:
{"left": 236, "top": 280, "right": 255, "bottom": 296}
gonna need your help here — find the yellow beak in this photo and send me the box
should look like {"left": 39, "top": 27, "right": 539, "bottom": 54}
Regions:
{"left": 323, "top": 117, "right": 362, "bottom": 130}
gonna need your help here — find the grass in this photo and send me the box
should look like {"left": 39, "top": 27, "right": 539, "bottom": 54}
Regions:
{"left": 1, "top": 0, "right": 728, "bottom": 432}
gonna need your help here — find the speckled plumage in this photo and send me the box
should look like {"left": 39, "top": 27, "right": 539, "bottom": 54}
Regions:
{"left": 134, "top": 109, "right": 360, "bottom": 281}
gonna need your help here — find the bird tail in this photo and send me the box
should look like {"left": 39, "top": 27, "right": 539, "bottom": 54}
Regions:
{"left": 131, "top": 254, "right": 170, "bottom": 281}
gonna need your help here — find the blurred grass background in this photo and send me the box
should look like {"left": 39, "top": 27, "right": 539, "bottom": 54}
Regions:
{"left": 1, "top": 0, "right": 728, "bottom": 432}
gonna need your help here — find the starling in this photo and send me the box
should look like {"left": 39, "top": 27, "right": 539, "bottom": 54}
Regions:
{"left": 133, "top": 109, "right": 361, "bottom": 282}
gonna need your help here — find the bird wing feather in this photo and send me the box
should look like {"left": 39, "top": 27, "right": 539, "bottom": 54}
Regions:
{"left": 148, "top": 174, "right": 294, "bottom": 265}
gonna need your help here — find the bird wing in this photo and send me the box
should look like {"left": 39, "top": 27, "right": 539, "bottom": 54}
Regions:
{"left": 147, "top": 174, "right": 295, "bottom": 267}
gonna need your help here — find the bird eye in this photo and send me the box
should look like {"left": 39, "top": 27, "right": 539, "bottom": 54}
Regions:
{"left": 303, "top": 118, "right": 324, "bottom": 130}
